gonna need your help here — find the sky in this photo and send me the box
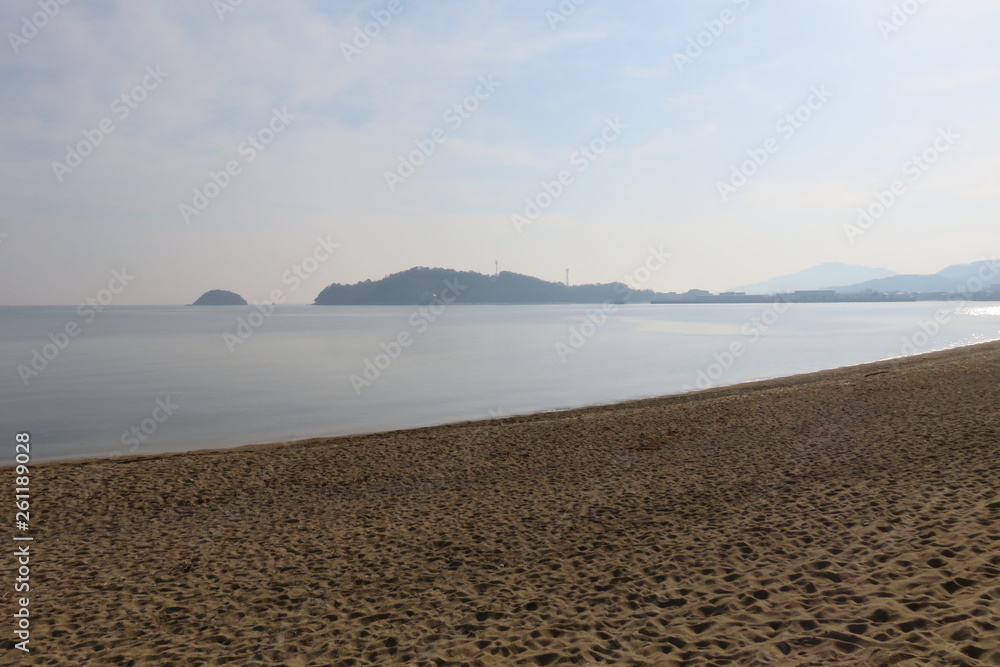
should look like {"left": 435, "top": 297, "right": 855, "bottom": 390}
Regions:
{"left": 1, "top": 0, "right": 998, "bottom": 305}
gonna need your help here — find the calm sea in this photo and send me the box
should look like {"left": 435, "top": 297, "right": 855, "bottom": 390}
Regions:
{"left": 2, "top": 302, "right": 998, "bottom": 463}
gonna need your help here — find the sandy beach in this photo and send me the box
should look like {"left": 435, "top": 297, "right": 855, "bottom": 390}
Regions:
{"left": 4, "top": 342, "right": 1000, "bottom": 666}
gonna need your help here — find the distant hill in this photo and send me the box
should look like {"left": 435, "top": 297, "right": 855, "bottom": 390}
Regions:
{"left": 314, "top": 267, "right": 654, "bottom": 305}
{"left": 935, "top": 260, "right": 1000, "bottom": 285}
{"left": 833, "top": 274, "right": 953, "bottom": 294}
{"left": 733, "top": 260, "right": 1000, "bottom": 295}
{"left": 836, "top": 260, "right": 1000, "bottom": 294}
{"left": 192, "top": 289, "right": 247, "bottom": 306}
{"left": 733, "top": 262, "right": 897, "bottom": 294}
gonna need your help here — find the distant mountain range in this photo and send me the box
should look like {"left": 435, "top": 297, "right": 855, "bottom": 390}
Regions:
{"left": 735, "top": 260, "right": 999, "bottom": 295}
{"left": 733, "top": 262, "right": 897, "bottom": 294}
{"left": 313, "top": 267, "right": 654, "bottom": 305}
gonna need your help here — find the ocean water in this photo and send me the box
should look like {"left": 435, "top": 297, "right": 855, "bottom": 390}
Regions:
{"left": 1, "top": 302, "right": 998, "bottom": 463}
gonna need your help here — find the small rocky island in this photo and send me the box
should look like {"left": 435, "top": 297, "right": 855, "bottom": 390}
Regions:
{"left": 192, "top": 290, "right": 248, "bottom": 306}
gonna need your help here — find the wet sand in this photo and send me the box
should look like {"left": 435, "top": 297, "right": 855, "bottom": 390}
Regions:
{"left": 4, "top": 342, "right": 1000, "bottom": 665}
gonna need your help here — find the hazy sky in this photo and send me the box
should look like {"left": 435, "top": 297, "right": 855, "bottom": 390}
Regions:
{"left": 2, "top": 0, "right": 998, "bottom": 305}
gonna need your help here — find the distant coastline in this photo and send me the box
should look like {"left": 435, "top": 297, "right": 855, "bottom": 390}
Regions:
{"left": 652, "top": 289, "right": 1000, "bottom": 304}
{"left": 310, "top": 263, "right": 1000, "bottom": 306}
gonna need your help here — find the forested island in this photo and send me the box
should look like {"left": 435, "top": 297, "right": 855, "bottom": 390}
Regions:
{"left": 192, "top": 290, "right": 248, "bottom": 306}
{"left": 314, "top": 267, "right": 654, "bottom": 305}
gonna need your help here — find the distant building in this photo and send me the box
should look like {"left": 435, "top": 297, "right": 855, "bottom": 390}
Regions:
{"left": 789, "top": 290, "right": 837, "bottom": 302}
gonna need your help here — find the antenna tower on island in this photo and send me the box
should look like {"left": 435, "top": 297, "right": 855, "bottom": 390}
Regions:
{"left": 565, "top": 268, "right": 569, "bottom": 287}
{"left": 495, "top": 260, "right": 499, "bottom": 277}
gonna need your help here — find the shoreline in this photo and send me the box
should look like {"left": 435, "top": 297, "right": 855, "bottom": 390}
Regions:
{"left": 17, "top": 339, "right": 997, "bottom": 470}
{"left": 8, "top": 341, "right": 1000, "bottom": 664}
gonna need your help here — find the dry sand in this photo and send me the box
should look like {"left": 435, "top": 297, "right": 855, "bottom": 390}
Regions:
{"left": 3, "top": 342, "right": 1000, "bottom": 666}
